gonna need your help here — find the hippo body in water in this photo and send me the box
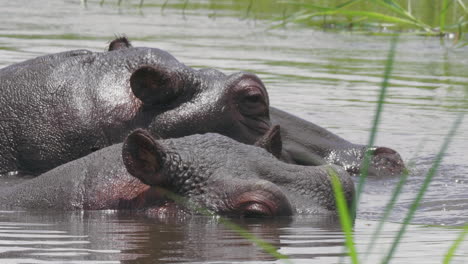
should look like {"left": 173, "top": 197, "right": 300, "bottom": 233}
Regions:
{"left": 0, "top": 37, "right": 404, "bottom": 177}
{"left": 0, "top": 129, "right": 354, "bottom": 217}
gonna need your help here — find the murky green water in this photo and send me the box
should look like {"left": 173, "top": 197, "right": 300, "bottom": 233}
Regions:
{"left": 0, "top": 0, "right": 467, "bottom": 263}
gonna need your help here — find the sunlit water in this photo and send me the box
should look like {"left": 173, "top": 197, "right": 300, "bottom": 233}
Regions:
{"left": 0, "top": 0, "right": 467, "bottom": 263}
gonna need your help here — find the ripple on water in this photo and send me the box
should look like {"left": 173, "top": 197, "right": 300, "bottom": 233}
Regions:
{"left": 0, "top": 0, "right": 467, "bottom": 263}
{"left": 0, "top": 211, "right": 122, "bottom": 262}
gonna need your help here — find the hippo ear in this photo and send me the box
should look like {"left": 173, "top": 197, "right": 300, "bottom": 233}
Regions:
{"left": 254, "top": 125, "right": 282, "bottom": 159}
{"left": 108, "top": 36, "right": 132, "bottom": 51}
{"left": 130, "top": 65, "right": 183, "bottom": 106}
{"left": 122, "top": 129, "right": 166, "bottom": 186}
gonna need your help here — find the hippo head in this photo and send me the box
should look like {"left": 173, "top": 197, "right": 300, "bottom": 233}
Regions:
{"left": 132, "top": 67, "right": 270, "bottom": 145}
{"left": 108, "top": 37, "right": 270, "bottom": 146}
{"left": 121, "top": 128, "right": 354, "bottom": 217}
{"left": 324, "top": 146, "right": 406, "bottom": 178}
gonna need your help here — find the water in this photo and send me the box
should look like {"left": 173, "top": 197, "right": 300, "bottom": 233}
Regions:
{"left": 0, "top": 0, "right": 467, "bottom": 263}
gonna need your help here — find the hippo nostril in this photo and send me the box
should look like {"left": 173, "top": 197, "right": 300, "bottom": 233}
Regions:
{"left": 369, "top": 147, "right": 406, "bottom": 176}
{"left": 373, "top": 147, "right": 397, "bottom": 155}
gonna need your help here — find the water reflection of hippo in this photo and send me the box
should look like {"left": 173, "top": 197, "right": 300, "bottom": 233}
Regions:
{"left": 0, "top": 37, "right": 404, "bottom": 177}
{"left": 0, "top": 129, "right": 354, "bottom": 217}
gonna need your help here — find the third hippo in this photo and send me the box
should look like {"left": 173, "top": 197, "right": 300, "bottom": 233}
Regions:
{"left": 0, "top": 128, "right": 354, "bottom": 217}
{"left": 0, "top": 36, "right": 404, "bottom": 177}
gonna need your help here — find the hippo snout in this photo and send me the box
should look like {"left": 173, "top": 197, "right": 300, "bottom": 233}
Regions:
{"left": 369, "top": 146, "right": 406, "bottom": 177}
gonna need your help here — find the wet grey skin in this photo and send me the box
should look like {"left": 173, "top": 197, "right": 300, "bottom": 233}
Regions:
{"left": 0, "top": 129, "right": 355, "bottom": 218}
{"left": 270, "top": 107, "right": 406, "bottom": 178}
{"left": 0, "top": 36, "right": 404, "bottom": 178}
{"left": 0, "top": 37, "right": 270, "bottom": 176}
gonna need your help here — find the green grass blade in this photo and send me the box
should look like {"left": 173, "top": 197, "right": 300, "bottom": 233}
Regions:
{"left": 335, "top": 0, "right": 365, "bottom": 9}
{"left": 297, "top": 10, "right": 423, "bottom": 28}
{"left": 329, "top": 169, "right": 359, "bottom": 264}
{"left": 364, "top": 159, "right": 417, "bottom": 259}
{"left": 280, "top": 1, "right": 334, "bottom": 12}
{"left": 440, "top": 0, "right": 454, "bottom": 32}
{"left": 280, "top": 0, "right": 364, "bottom": 11}
{"left": 219, "top": 218, "right": 291, "bottom": 262}
{"left": 373, "top": 0, "right": 432, "bottom": 31}
{"left": 443, "top": 224, "right": 468, "bottom": 264}
{"left": 354, "top": 35, "right": 399, "bottom": 214}
{"left": 377, "top": 0, "right": 418, "bottom": 21}
{"left": 157, "top": 187, "right": 291, "bottom": 262}
{"left": 381, "top": 112, "right": 465, "bottom": 264}
{"left": 457, "top": 0, "right": 468, "bottom": 12}
{"left": 364, "top": 138, "right": 426, "bottom": 259}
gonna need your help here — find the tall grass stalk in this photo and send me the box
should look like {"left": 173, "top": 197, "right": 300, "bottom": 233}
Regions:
{"left": 329, "top": 169, "right": 359, "bottom": 264}
{"left": 363, "top": 138, "right": 425, "bottom": 259}
{"left": 440, "top": 0, "right": 451, "bottom": 32}
{"left": 381, "top": 112, "right": 465, "bottom": 264}
{"left": 442, "top": 224, "right": 468, "bottom": 264}
{"left": 353, "top": 35, "right": 399, "bottom": 215}
{"left": 155, "top": 187, "right": 291, "bottom": 263}
{"left": 363, "top": 161, "right": 412, "bottom": 259}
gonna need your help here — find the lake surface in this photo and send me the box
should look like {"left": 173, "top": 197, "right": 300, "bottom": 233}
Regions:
{"left": 0, "top": 0, "right": 467, "bottom": 263}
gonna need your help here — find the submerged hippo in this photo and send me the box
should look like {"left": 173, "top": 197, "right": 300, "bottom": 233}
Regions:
{"left": 0, "top": 36, "right": 404, "bottom": 177}
{"left": 272, "top": 108, "right": 405, "bottom": 177}
{"left": 0, "top": 128, "right": 354, "bottom": 217}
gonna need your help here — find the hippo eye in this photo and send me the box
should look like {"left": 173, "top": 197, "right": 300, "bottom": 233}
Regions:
{"left": 243, "top": 93, "right": 262, "bottom": 104}
{"left": 240, "top": 202, "right": 273, "bottom": 218}
{"left": 237, "top": 86, "right": 267, "bottom": 115}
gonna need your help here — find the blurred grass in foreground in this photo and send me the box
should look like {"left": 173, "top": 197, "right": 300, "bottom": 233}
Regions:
{"left": 329, "top": 33, "right": 466, "bottom": 263}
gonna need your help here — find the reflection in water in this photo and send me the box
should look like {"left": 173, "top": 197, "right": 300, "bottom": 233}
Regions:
{"left": 0, "top": 0, "right": 467, "bottom": 263}
{"left": 0, "top": 211, "right": 347, "bottom": 263}
{"left": 0, "top": 211, "right": 465, "bottom": 263}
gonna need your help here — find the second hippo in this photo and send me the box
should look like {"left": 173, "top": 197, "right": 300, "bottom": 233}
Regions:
{"left": 0, "top": 128, "right": 354, "bottom": 217}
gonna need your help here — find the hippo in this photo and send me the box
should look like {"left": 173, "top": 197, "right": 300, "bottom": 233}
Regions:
{"left": 0, "top": 37, "right": 271, "bottom": 176}
{"left": 0, "top": 36, "right": 404, "bottom": 177}
{"left": 271, "top": 108, "right": 406, "bottom": 177}
{"left": 0, "top": 128, "right": 355, "bottom": 217}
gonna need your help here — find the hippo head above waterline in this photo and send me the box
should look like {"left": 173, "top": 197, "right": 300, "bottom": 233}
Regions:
{"left": 0, "top": 36, "right": 404, "bottom": 179}
{"left": 0, "top": 38, "right": 271, "bottom": 175}
{"left": 0, "top": 128, "right": 355, "bottom": 218}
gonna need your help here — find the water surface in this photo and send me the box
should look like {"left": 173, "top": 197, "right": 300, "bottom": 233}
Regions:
{"left": 0, "top": 0, "right": 467, "bottom": 263}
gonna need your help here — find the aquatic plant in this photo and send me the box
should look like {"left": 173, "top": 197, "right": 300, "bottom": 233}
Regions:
{"left": 330, "top": 169, "right": 360, "bottom": 264}
{"left": 92, "top": 0, "right": 468, "bottom": 42}
{"left": 269, "top": 0, "right": 468, "bottom": 41}
{"left": 443, "top": 224, "right": 468, "bottom": 264}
